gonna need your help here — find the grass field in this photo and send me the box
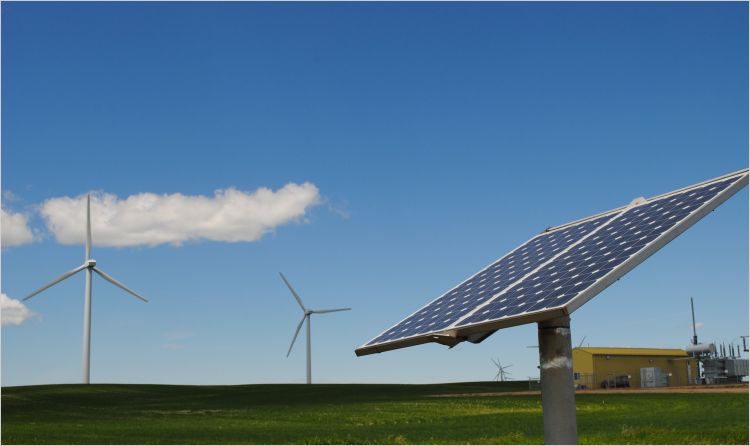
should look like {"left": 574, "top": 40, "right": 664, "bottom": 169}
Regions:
{"left": 2, "top": 382, "right": 747, "bottom": 444}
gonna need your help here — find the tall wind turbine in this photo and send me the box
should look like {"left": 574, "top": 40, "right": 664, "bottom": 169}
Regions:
{"left": 23, "top": 195, "right": 147, "bottom": 384}
{"left": 279, "top": 272, "right": 350, "bottom": 384}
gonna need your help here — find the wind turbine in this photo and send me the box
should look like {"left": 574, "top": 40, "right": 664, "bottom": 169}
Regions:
{"left": 279, "top": 272, "right": 350, "bottom": 384}
{"left": 23, "top": 195, "right": 147, "bottom": 384}
{"left": 492, "top": 358, "right": 513, "bottom": 382}
{"left": 578, "top": 336, "right": 587, "bottom": 348}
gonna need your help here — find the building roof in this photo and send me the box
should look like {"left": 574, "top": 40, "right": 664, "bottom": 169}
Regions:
{"left": 574, "top": 347, "right": 689, "bottom": 357}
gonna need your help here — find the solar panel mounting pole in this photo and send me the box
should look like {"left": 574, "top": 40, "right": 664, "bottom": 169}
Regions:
{"left": 538, "top": 316, "right": 577, "bottom": 444}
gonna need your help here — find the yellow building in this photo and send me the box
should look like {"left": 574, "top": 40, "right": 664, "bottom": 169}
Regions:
{"left": 572, "top": 347, "right": 697, "bottom": 389}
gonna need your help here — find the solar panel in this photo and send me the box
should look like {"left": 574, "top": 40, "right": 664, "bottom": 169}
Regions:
{"left": 356, "top": 169, "right": 748, "bottom": 356}
{"left": 362, "top": 214, "right": 616, "bottom": 348}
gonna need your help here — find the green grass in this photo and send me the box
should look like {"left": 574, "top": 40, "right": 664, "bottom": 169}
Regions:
{"left": 2, "top": 382, "right": 747, "bottom": 444}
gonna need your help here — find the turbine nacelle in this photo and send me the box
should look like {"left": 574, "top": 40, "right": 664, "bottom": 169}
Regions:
{"left": 86, "top": 259, "right": 97, "bottom": 268}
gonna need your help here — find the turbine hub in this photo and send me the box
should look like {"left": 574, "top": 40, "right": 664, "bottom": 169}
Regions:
{"left": 86, "top": 259, "right": 97, "bottom": 267}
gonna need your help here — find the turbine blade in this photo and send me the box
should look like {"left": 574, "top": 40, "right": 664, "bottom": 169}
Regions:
{"left": 287, "top": 316, "right": 306, "bottom": 357}
{"left": 491, "top": 358, "right": 500, "bottom": 367}
{"left": 24, "top": 264, "right": 88, "bottom": 301}
{"left": 92, "top": 267, "right": 148, "bottom": 302}
{"left": 310, "top": 307, "right": 351, "bottom": 314}
{"left": 279, "top": 272, "right": 306, "bottom": 311}
{"left": 85, "top": 194, "right": 92, "bottom": 260}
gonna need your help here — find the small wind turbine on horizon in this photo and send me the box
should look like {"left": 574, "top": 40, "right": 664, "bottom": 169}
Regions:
{"left": 279, "top": 272, "right": 350, "bottom": 384}
{"left": 491, "top": 358, "right": 512, "bottom": 382}
{"left": 23, "top": 195, "right": 148, "bottom": 384}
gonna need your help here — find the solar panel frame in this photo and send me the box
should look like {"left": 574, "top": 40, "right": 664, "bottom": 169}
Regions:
{"left": 356, "top": 169, "right": 748, "bottom": 357}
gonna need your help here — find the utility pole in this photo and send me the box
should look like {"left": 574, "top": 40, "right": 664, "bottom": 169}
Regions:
{"left": 690, "top": 297, "right": 698, "bottom": 345}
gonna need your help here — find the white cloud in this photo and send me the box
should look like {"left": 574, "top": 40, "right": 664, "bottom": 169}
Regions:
{"left": 1, "top": 208, "right": 35, "bottom": 247}
{"left": 1, "top": 293, "right": 36, "bottom": 326}
{"left": 3, "top": 190, "right": 20, "bottom": 203}
{"left": 39, "top": 183, "right": 321, "bottom": 247}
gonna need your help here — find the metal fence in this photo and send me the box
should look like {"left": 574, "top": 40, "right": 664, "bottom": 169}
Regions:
{"left": 574, "top": 370, "right": 692, "bottom": 389}
{"left": 528, "top": 376, "right": 541, "bottom": 391}
{"left": 574, "top": 372, "right": 630, "bottom": 390}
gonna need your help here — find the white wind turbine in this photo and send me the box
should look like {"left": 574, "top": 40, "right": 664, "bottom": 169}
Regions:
{"left": 23, "top": 195, "right": 147, "bottom": 384}
{"left": 492, "top": 358, "right": 513, "bottom": 382}
{"left": 279, "top": 272, "right": 350, "bottom": 384}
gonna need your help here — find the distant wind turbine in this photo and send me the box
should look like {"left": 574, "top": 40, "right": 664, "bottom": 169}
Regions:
{"left": 23, "top": 195, "right": 147, "bottom": 384}
{"left": 279, "top": 272, "right": 350, "bottom": 384}
{"left": 578, "top": 336, "right": 587, "bottom": 348}
{"left": 492, "top": 358, "right": 513, "bottom": 382}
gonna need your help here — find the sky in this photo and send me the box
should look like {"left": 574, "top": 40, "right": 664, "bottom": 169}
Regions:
{"left": 1, "top": 2, "right": 747, "bottom": 386}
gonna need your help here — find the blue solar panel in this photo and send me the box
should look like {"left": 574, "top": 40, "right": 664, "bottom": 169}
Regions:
{"left": 365, "top": 213, "right": 616, "bottom": 346}
{"left": 357, "top": 170, "right": 748, "bottom": 356}
{"left": 456, "top": 175, "right": 743, "bottom": 327}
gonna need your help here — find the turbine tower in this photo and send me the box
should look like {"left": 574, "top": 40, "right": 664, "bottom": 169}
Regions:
{"left": 23, "top": 195, "right": 147, "bottom": 384}
{"left": 279, "top": 272, "right": 350, "bottom": 384}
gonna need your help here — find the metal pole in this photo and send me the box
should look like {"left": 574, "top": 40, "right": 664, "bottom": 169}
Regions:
{"left": 538, "top": 316, "right": 577, "bottom": 445}
{"left": 306, "top": 315, "right": 312, "bottom": 384}
{"left": 690, "top": 297, "right": 698, "bottom": 345}
{"left": 82, "top": 267, "right": 92, "bottom": 384}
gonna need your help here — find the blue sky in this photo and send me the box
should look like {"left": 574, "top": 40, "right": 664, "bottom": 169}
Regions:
{"left": 1, "top": 2, "right": 747, "bottom": 386}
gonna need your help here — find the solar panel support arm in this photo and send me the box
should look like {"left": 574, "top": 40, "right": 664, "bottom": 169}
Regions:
{"left": 427, "top": 330, "right": 498, "bottom": 347}
{"left": 432, "top": 335, "right": 462, "bottom": 348}
{"left": 465, "top": 330, "right": 497, "bottom": 344}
